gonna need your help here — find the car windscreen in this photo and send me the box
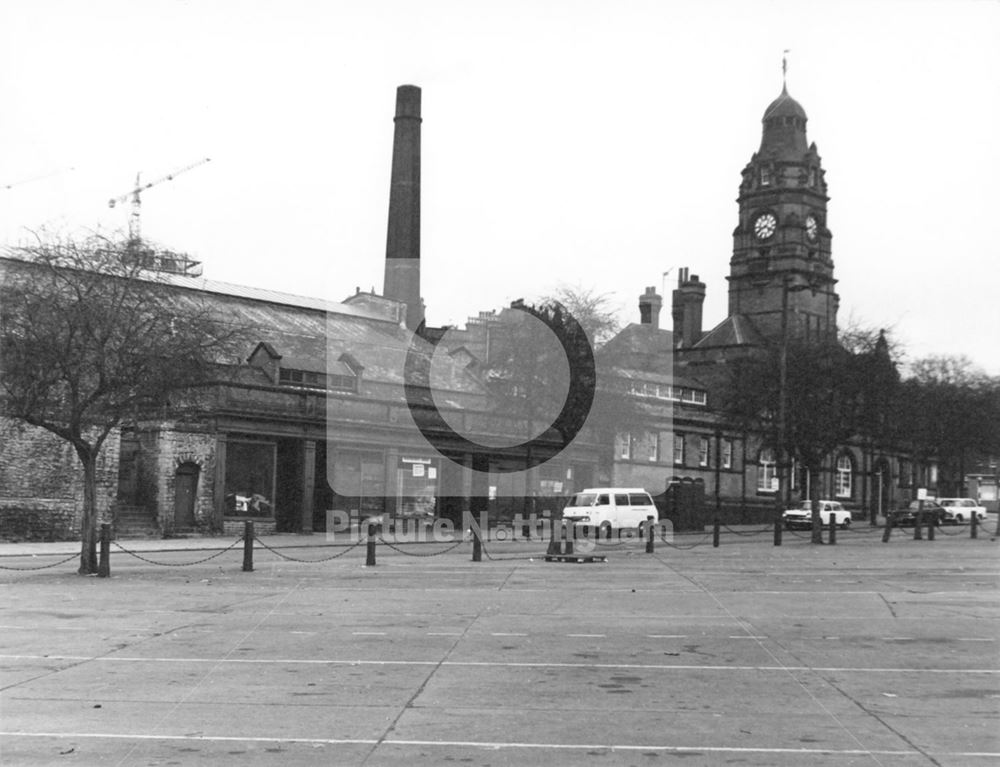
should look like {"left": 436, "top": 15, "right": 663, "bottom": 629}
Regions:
{"left": 567, "top": 494, "right": 596, "bottom": 507}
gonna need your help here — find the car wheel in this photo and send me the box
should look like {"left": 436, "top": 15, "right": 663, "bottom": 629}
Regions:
{"left": 600, "top": 522, "right": 612, "bottom": 540}
{"left": 840, "top": 517, "right": 851, "bottom": 529}
{"left": 954, "top": 514, "right": 963, "bottom": 524}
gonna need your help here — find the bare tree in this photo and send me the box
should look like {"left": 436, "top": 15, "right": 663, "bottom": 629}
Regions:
{"left": 721, "top": 331, "right": 894, "bottom": 542}
{"left": 900, "top": 355, "right": 1000, "bottom": 495}
{"left": 0, "top": 233, "right": 247, "bottom": 573}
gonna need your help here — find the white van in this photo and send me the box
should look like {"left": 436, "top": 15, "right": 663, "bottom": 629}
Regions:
{"left": 562, "top": 488, "right": 659, "bottom": 537}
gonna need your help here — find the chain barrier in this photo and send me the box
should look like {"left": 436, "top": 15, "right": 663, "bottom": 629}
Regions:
{"left": 0, "top": 551, "right": 81, "bottom": 571}
{"left": 253, "top": 535, "right": 367, "bottom": 562}
{"left": 977, "top": 517, "right": 998, "bottom": 535}
{"left": 376, "top": 535, "right": 465, "bottom": 557}
{"left": 659, "top": 530, "right": 714, "bottom": 550}
{"left": 111, "top": 537, "right": 244, "bottom": 566}
{"left": 934, "top": 523, "right": 970, "bottom": 537}
{"left": 721, "top": 524, "right": 772, "bottom": 537}
{"left": 480, "top": 542, "right": 540, "bottom": 561}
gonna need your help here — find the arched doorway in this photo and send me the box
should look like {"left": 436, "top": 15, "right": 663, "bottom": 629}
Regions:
{"left": 174, "top": 462, "right": 200, "bottom": 529}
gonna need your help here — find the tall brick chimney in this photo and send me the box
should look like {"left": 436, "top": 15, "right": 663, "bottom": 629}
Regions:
{"left": 638, "top": 286, "right": 662, "bottom": 328}
{"left": 671, "top": 268, "right": 706, "bottom": 348}
{"left": 382, "top": 84, "right": 424, "bottom": 330}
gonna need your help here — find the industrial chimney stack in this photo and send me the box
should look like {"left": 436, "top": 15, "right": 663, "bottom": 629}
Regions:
{"left": 382, "top": 84, "right": 424, "bottom": 330}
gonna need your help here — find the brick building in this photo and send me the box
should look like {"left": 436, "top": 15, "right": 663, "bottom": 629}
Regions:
{"left": 1, "top": 79, "right": 933, "bottom": 540}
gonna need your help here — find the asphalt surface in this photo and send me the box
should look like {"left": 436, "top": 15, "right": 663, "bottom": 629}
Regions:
{"left": 1, "top": 524, "right": 998, "bottom": 766}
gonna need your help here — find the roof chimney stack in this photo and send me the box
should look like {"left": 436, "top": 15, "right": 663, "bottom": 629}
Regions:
{"left": 672, "top": 268, "right": 706, "bottom": 348}
{"left": 638, "top": 286, "right": 663, "bottom": 328}
{"left": 382, "top": 84, "right": 424, "bottom": 330}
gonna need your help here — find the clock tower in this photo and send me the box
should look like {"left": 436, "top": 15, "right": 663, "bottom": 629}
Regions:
{"left": 726, "top": 77, "right": 839, "bottom": 343}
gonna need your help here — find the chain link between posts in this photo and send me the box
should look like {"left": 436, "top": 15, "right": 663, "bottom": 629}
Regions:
{"left": 111, "top": 537, "right": 245, "bottom": 566}
{"left": 253, "top": 535, "right": 368, "bottom": 562}
{"left": 0, "top": 552, "right": 81, "bottom": 571}
{"left": 376, "top": 535, "right": 465, "bottom": 557}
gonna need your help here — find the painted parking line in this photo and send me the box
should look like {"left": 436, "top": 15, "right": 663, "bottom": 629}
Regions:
{"left": 4, "top": 655, "right": 997, "bottom": 674}
{"left": 351, "top": 631, "right": 387, "bottom": 636}
{"left": 490, "top": 632, "right": 527, "bottom": 637}
{"left": 647, "top": 634, "right": 687, "bottom": 638}
{"left": 427, "top": 632, "right": 462, "bottom": 636}
{"left": 1, "top": 731, "right": 996, "bottom": 760}
{"left": 566, "top": 633, "right": 606, "bottom": 638}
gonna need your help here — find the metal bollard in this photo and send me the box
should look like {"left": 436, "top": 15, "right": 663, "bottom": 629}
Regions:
{"left": 927, "top": 515, "right": 935, "bottom": 541}
{"left": 98, "top": 523, "right": 111, "bottom": 578}
{"left": 774, "top": 518, "right": 782, "bottom": 546}
{"left": 366, "top": 522, "right": 377, "bottom": 566}
{"left": 472, "top": 525, "right": 482, "bottom": 562}
{"left": 242, "top": 520, "right": 254, "bottom": 572}
{"left": 828, "top": 515, "right": 837, "bottom": 546}
{"left": 564, "top": 521, "right": 574, "bottom": 555}
{"left": 713, "top": 518, "right": 720, "bottom": 548}
{"left": 882, "top": 513, "right": 894, "bottom": 543}
{"left": 971, "top": 512, "right": 978, "bottom": 539}
{"left": 914, "top": 501, "right": 924, "bottom": 541}
{"left": 645, "top": 516, "right": 655, "bottom": 554}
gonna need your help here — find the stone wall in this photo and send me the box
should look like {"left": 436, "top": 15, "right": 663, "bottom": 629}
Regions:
{"left": 0, "top": 417, "right": 120, "bottom": 540}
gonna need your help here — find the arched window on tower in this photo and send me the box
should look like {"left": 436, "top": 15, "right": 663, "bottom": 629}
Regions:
{"left": 760, "top": 167, "right": 772, "bottom": 187}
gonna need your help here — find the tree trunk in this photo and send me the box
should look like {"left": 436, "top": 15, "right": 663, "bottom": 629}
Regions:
{"left": 809, "top": 467, "right": 823, "bottom": 545}
{"left": 77, "top": 448, "right": 99, "bottom": 575}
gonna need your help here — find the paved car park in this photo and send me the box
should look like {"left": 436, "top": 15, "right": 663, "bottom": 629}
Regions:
{"left": 1, "top": 528, "right": 998, "bottom": 766}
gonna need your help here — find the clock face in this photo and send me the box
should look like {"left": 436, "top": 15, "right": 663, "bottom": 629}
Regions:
{"left": 753, "top": 213, "right": 777, "bottom": 240}
{"left": 805, "top": 215, "right": 818, "bottom": 242}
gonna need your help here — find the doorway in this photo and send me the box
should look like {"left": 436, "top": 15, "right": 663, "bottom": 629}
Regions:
{"left": 174, "top": 462, "right": 200, "bottom": 528}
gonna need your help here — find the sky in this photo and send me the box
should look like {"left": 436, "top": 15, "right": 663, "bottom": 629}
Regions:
{"left": 1, "top": 0, "right": 998, "bottom": 374}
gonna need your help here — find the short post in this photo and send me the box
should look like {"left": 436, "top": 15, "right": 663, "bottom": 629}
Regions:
{"left": 98, "top": 523, "right": 111, "bottom": 578}
{"left": 242, "top": 520, "right": 254, "bottom": 572}
{"left": 774, "top": 516, "right": 782, "bottom": 546}
{"left": 713, "top": 518, "right": 720, "bottom": 548}
{"left": 882, "top": 512, "right": 894, "bottom": 543}
{"left": 366, "top": 522, "right": 377, "bottom": 566}
{"left": 828, "top": 515, "right": 837, "bottom": 546}
{"left": 971, "top": 511, "right": 978, "bottom": 539}
{"left": 546, "top": 520, "right": 563, "bottom": 556}
{"left": 927, "top": 513, "right": 935, "bottom": 541}
{"left": 645, "top": 516, "right": 655, "bottom": 554}
{"left": 564, "top": 521, "right": 574, "bottom": 556}
{"left": 472, "top": 524, "right": 482, "bottom": 562}
{"left": 913, "top": 500, "right": 924, "bottom": 541}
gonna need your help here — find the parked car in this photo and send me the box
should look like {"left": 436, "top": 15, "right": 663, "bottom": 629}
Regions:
{"left": 936, "top": 498, "right": 988, "bottom": 524}
{"left": 782, "top": 500, "right": 852, "bottom": 530}
{"left": 562, "top": 488, "right": 658, "bottom": 537}
{"left": 888, "top": 500, "right": 947, "bottom": 527}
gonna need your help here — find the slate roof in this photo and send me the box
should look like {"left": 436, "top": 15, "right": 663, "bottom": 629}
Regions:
{"left": 692, "top": 314, "right": 767, "bottom": 350}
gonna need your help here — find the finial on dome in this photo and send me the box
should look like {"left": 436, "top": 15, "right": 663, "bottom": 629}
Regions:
{"left": 782, "top": 49, "right": 790, "bottom": 91}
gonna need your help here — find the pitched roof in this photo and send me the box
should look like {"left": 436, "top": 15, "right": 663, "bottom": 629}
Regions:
{"left": 693, "top": 314, "right": 766, "bottom": 349}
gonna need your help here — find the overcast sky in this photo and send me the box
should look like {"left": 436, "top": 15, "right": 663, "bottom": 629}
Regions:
{"left": 2, "top": 0, "right": 997, "bottom": 374}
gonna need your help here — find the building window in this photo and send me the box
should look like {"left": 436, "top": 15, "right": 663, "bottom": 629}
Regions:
{"left": 835, "top": 454, "right": 853, "bottom": 499}
{"left": 617, "top": 432, "right": 631, "bottom": 460}
{"left": 721, "top": 439, "right": 733, "bottom": 469}
{"left": 673, "top": 434, "right": 685, "bottom": 466}
{"left": 760, "top": 167, "right": 772, "bottom": 187}
{"left": 698, "top": 436, "right": 710, "bottom": 467}
{"left": 758, "top": 448, "right": 777, "bottom": 493}
{"left": 647, "top": 432, "right": 659, "bottom": 463}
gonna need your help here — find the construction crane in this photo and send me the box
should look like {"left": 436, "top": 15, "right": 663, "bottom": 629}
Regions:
{"left": 2, "top": 166, "right": 75, "bottom": 191}
{"left": 108, "top": 157, "right": 211, "bottom": 245}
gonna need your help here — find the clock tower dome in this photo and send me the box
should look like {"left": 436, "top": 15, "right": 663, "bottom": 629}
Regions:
{"left": 726, "top": 76, "right": 839, "bottom": 343}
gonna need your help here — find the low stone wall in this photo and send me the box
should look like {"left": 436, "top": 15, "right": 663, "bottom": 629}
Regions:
{"left": 0, "top": 502, "right": 80, "bottom": 541}
{"left": 222, "top": 518, "right": 276, "bottom": 537}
